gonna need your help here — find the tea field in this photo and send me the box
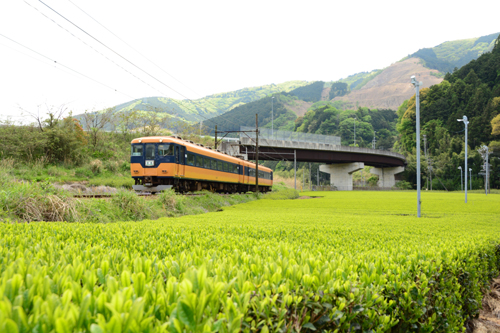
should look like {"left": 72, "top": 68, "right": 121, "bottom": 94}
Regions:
{"left": 1, "top": 191, "right": 499, "bottom": 332}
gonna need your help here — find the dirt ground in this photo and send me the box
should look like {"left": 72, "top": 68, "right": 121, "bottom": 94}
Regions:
{"left": 469, "top": 277, "right": 500, "bottom": 332}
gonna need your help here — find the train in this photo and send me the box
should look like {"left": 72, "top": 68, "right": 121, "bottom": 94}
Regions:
{"left": 130, "top": 136, "right": 273, "bottom": 193}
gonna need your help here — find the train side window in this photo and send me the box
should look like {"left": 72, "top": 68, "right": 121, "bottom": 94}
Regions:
{"left": 145, "top": 144, "right": 155, "bottom": 159}
{"left": 196, "top": 155, "right": 203, "bottom": 167}
{"left": 187, "top": 153, "right": 195, "bottom": 166}
{"left": 223, "top": 162, "right": 228, "bottom": 172}
{"left": 217, "top": 161, "right": 223, "bottom": 171}
{"left": 131, "top": 145, "right": 143, "bottom": 156}
{"left": 203, "top": 157, "right": 210, "bottom": 169}
{"left": 232, "top": 164, "right": 237, "bottom": 174}
{"left": 158, "top": 144, "right": 174, "bottom": 156}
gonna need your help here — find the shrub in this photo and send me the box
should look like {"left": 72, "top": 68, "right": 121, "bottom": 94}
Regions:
{"left": 75, "top": 167, "right": 93, "bottom": 178}
{"left": 89, "top": 159, "right": 103, "bottom": 174}
{"left": 395, "top": 180, "right": 412, "bottom": 190}
{"left": 111, "top": 189, "right": 152, "bottom": 221}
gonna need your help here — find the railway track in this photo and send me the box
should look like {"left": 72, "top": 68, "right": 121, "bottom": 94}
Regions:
{"left": 72, "top": 192, "right": 234, "bottom": 199}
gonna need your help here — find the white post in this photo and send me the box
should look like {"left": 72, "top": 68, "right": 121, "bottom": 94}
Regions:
{"left": 411, "top": 76, "right": 422, "bottom": 217}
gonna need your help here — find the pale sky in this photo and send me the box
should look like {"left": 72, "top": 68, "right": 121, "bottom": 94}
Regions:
{"left": 1, "top": 0, "right": 499, "bottom": 122}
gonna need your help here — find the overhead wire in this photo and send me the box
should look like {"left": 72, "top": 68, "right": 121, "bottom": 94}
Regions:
{"left": 0, "top": 33, "right": 134, "bottom": 99}
{"left": 24, "top": 0, "right": 169, "bottom": 97}
{"left": 28, "top": 0, "right": 231, "bottom": 122}
{"left": 26, "top": 0, "right": 289, "bottom": 153}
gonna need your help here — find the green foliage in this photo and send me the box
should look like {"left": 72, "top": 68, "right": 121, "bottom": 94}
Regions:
{"left": 328, "top": 81, "right": 349, "bottom": 99}
{"left": 202, "top": 94, "right": 298, "bottom": 134}
{"left": 410, "top": 32, "right": 500, "bottom": 73}
{"left": 287, "top": 81, "right": 325, "bottom": 102}
{"left": 295, "top": 105, "right": 397, "bottom": 148}
{"left": 396, "top": 35, "right": 500, "bottom": 189}
{"left": 102, "top": 81, "right": 310, "bottom": 124}
{"left": 0, "top": 192, "right": 499, "bottom": 332}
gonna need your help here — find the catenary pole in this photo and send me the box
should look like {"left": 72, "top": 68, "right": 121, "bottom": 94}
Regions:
{"left": 411, "top": 76, "right": 421, "bottom": 217}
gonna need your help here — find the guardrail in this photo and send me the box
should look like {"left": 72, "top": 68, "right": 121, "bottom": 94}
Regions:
{"left": 240, "top": 126, "right": 341, "bottom": 146}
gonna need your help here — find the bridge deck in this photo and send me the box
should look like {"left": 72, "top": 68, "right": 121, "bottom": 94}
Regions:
{"left": 239, "top": 137, "right": 406, "bottom": 168}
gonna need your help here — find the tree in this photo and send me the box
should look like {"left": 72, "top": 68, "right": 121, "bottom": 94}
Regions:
{"left": 82, "top": 108, "right": 115, "bottom": 151}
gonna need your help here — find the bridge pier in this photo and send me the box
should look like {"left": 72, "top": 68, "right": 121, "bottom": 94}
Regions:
{"left": 370, "top": 167, "right": 405, "bottom": 188}
{"left": 320, "top": 162, "right": 364, "bottom": 191}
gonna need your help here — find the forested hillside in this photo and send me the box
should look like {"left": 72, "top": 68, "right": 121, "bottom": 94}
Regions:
{"left": 294, "top": 103, "right": 397, "bottom": 148}
{"left": 396, "top": 35, "right": 500, "bottom": 190}
{"left": 201, "top": 94, "right": 298, "bottom": 134}
{"left": 76, "top": 81, "right": 310, "bottom": 124}
{"left": 410, "top": 32, "right": 499, "bottom": 73}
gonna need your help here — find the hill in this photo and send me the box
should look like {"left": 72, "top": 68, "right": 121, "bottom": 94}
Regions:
{"left": 395, "top": 34, "right": 500, "bottom": 190}
{"left": 328, "top": 32, "right": 499, "bottom": 111}
{"left": 330, "top": 58, "right": 443, "bottom": 110}
{"left": 86, "top": 81, "right": 310, "bottom": 124}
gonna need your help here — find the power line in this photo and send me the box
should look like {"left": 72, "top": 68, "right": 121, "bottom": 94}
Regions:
{"left": 0, "top": 33, "right": 134, "bottom": 99}
{"left": 66, "top": 0, "right": 204, "bottom": 100}
{"left": 37, "top": 0, "right": 188, "bottom": 99}
{"left": 27, "top": 0, "right": 228, "bottom": 122}
{"left": 24, "top": 0, "right": 168, "bottom": 97}
{"left": 61, "top": 0, "right": 286, "bottom": 127}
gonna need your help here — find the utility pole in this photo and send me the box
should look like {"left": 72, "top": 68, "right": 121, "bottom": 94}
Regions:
{"left": 255, "top": 114, "right": 259, "bottom": 197}
{"left": 309, "top": 163, "right": 311, "bottom": 191}
{"left": 271, "top": 96, "right": 274, "bottom": 140}
{"left": 372, "top": 131, "right": 376, "bottom": 149}
{"left": 214, "top": 125, "right": 218, "bottom": 150}
{"left": 424, "top": 134, "right": 428, "bottom": 190}
{"left": 294, "top": 150, "right": 297, "bottom": 190}
{"left": 200, "top": 121, "right": 202, "bottom": 137}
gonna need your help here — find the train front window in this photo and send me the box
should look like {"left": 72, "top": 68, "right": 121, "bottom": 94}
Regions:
{"left": 158, "top": 144, "right": 174, "bottom": 156}
{"left": 145, "top": 144, "right": 155, "bottom": 159}
{"left": 131, "top": 145, "right": 143, "bottom": 156}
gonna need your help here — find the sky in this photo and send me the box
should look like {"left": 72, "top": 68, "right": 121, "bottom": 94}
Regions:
{"left": 1, "top": 0, "right": 499, "bottom": 122}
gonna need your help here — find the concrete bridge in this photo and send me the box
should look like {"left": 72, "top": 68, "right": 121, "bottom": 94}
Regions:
{"left": 221, "top": 127, "right": 406, "bottom": 190}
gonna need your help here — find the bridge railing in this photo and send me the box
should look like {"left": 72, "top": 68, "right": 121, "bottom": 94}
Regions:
{"left": 240, "top": 126, "right": 341, "bottom": 146}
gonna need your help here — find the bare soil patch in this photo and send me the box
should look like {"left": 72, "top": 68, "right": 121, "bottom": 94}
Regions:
{"left": 332, "top": 58, "right": 443, "bottom": 110}
{"left": 469, "top": 277, "right": 500, "bottom": 332}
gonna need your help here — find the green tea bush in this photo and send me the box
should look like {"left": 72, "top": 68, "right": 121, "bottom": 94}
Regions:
{"left": 0, "top": 192, "right": 499, "bottom": 332}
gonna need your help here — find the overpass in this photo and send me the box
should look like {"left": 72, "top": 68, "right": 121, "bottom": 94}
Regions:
{"left": 221, "top": 127, "right": 406, "bottom": 190}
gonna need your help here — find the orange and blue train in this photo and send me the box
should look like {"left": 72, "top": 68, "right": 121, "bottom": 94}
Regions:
{"left": 130, "top": 136, "right": 273, "bottom": 193}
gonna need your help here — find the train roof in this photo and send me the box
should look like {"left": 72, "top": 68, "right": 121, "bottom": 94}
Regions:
{"left": 131, "top": 136, "right": 272, "bottom": 172}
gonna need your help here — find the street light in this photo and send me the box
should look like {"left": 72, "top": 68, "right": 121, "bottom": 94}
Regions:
{"left": 457, "top": 115, "right": 469, "bottom": 203}
{"left": 411, "top": 76, "right": 422, "bottom": 217}
{"left": 469, "top": 168, "right": 472, "bottom": 190}
{"left": 458, "top": 166, "right": 463, "bottom": 191}
{"left": 271, "top": 96, "right": 274, "bottom": 140}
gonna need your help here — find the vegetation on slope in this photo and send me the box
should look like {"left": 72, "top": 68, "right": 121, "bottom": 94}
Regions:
{"left": 93, "top": 81, "right": 310, "bottom": 124}
{"left": 294, "top": 103, "right": 398, "bottom": 148}
{"left": 410, "top": 32, "right": 499, "bottom": 73}
{"left": 395, "top": 35, "right": 500, "bottom": 190}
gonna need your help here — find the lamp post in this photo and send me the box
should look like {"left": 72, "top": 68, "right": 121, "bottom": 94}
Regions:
{"left": 469, "top": 168, "right": 472, "bottom": 190}
{"left": 411, "top": 76, "right": 422, "bottom": 217}
{"left": 271, "top": 96, "right": 274, "bottom": 140}
{"left": 458, "top": 166, "right": 463, "bottom": 191}
{"left": 457, "top": 115, "right": 469, "bottom": 203}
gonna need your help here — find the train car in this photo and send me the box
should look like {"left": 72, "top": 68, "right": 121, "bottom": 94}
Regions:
{"left": 130, "top": 136, "right": 273, "bottom": 193}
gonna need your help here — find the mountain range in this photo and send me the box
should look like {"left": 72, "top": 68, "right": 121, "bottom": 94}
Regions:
{"left": 80, "top": 32, "right": 499, "bottom": 128}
